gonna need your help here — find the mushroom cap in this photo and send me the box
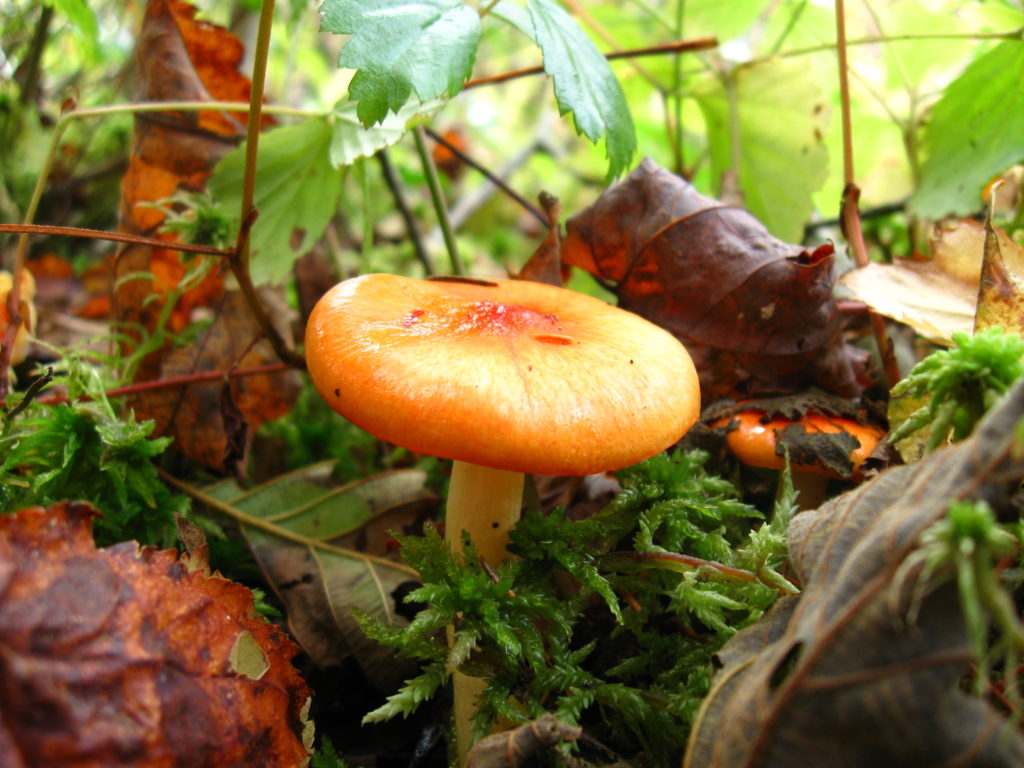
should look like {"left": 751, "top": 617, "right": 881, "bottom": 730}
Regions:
{"left": 712, "top": 409, "right": 884, "bottom": 478}
{"left": 306, "top": 274, "right": 700, "bottom": 476}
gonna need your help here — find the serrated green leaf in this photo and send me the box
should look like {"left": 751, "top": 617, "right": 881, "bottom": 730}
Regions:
{"left": 525, "top": 0, "right": 636, "bottom": 181}
{"left": 328, "top": 100, "right": 437, "bottom": 167}
{"left": 490, "top": 0, "right": 533, "bottom": 38}
{"left": 320, "top": 0, "right": 481, "bottom": 126}
{"left": 694, "top": 58, "right": 828, "bottom": 242}
{"left": 910, "top": 40, "right": 1024, "bottom": 220}
{"left": 207, "top": 119, "right": 342, "bottom": 285}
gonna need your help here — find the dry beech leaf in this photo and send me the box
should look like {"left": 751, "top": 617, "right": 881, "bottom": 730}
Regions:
{"left": 132, "top": 292, "right": 301, "bottom": 472}
{"left": 466, "top": 714, "right": 581, "bottom": 768}
{"left": 201, "top": 463, "right": 439, "bottom": 688}
{"left": 0, "top": 501, "right": 313, "bottom": 768}
{"left": 974, "top": 215, "right": 1024, "bottom": 335}
{"left": 838, "top": 260, "right": 975, "bottom": 344}
{"left": 837, "top": 219, "right": 1024, "bottom": 345}
{"left": 684, "top": 379, "right": 1024, "bottom": 768}
{"left": 561, "top": 158, "right": 856, "bottom": 398}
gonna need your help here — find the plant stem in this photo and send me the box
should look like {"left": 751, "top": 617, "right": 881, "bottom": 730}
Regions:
{"left": 358, "top": 157, "right": 374, "bottom": 274}
{"left": 237, "top": 0, "right": 276, "bottom": 273}
{"left": 36, "top": 363, "right": 290, "bottom": 406}
{"left": 0, "top": 224, "right": 233, "bottom": 257}
{"left": 377, "top": 150, "right": 434, "bottom": 275}
{"left": 424, "top": 127, "right": 546, "bottom": 227}
{"left": 463, "top": 38, "right": 718, "bottom": 90}
{"left": 835, "top": 0, "right": 900, "bottom": 389}
{"left": 18, "top": 4, "right": 53, "bottom": 106}
{"left": 414, "top": 126, "right": 464, "bottom": 276}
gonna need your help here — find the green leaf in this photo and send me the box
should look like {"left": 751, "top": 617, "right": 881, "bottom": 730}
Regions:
{"left": 200, "top": 463, "right": 433, "bottom": 688}
{"left": 46, "top": 0, "right": 99, "bottom": 59}
{"left": 910, "top": 40, "right": 1024, "bottom": 220}
{"left": 207, "top": 119, "right": 342, "bottom": 285}
{"left": 694, "top": 58, "right": 828, "bottom": 242}
{"left": 320, "top": 0, "right": 481, "bottom": 126}
{"left": 525, "top": 0, "right": 636, "bottom": 181}
{"left": 328, "top": 100, "right": 437, "bottom": 167}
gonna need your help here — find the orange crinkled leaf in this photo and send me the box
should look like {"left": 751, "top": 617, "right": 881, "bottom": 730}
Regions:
{"left": 0, "top": 501, "right": 312, "bottom": 768}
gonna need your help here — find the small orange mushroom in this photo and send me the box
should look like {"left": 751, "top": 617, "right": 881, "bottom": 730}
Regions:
{"left": 711, "top": 405, "right": 886, "bottom": 509}
{"left": 714, "top": 408, "right": 884, "bottom": 479}
{"left": 0, "top": 269, "right": 37, "bottom": 367}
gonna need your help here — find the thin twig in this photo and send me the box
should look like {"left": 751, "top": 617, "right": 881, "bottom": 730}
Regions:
{"left": 377, "top": 150, "right": 434, "bottom": 275}
{"left": 605, "top": 550, "right": 800, "bottom": 595}
{"left": 423, "top": 127, "right": 547, "bottom": 227}
{"left": 0, "top": 224, "right": 233, "bottom": 257}
{"left": 463, "top": 37, "right": 718, "bottom": 90}
{"left": 237, "top": 0, "right": 275, "bottom": 273}
{"left": 560, "top": 0, "right": 669, "bottom": 92}
{"left": 230, "top": 209, "right": 306, "bottom": 370}
{"left": 3, "top": 366, "right": 53, "bottom": 418}
{"left": 35, "top": 362, "right": 291, "bottom": 406}
{"left": 835, "top": 0, "right": 900, "bottom": 389}
{"left": 18, "top": 4, "right": 53, "bottom": 106}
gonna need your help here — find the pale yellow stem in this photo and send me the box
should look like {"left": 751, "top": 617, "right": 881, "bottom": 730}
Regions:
{"left": 446, "top": 460, "right": 524, "bottom": 766}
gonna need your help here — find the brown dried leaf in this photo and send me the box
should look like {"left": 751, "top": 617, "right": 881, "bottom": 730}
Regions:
{"left": 837, "top": 219, "right": 1021, "bottom": 345}
{"left": 840, "top": 220, "right": 983, "bottom": 344}
{"left": 516, "top": 193, "right": 565, "bottom": 287}
{"left": 974, "top": 216, "right": 1024, "bottom": 335}
{"left": 561, "top": 158, "right": 856, "bottom": 397}
{"left": 684, "top": 380, "right": 1024, "bottom": 767}
{"left": 116, "top": 0, "right": 254, "bottom": 374}
{"left": 0, "top": 501, "right": 312, "bottom": 768}
{"left": 133, "top": 291, "right": 301, "bottom": 472}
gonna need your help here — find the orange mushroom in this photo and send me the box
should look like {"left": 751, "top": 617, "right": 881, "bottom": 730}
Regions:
{"left": 305, "top": 273, "right": 701, "bottom": 758}
{"left": 711, "top": 405, "right": 886, "bottom": 507}
{"left": 0, "top": 269, "right": 36, "bottom": 367}
{"left": 714, "top": 409, "right": 884, "bottom": 478}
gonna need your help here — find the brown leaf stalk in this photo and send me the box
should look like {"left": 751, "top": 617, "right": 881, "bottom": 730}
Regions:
{"left": 35, "top": 362, "right": 290, "bottom": 407}
{"left": 463, "top": 38, "right": 718, "bottom": 90}
{"left": 835, "top": 0, "right": 900, "bottom": 389}
{"left": 0, "top": 224, "right": 234, "bottom": 257}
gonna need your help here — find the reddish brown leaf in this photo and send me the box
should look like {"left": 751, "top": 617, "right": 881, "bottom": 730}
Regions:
{"left": 561, "top": 158, "right": 857, "bottom": 397}
{"left": 132, "top": 291, "right": 301, "bottom": 473}
{"left": 0, "top": 501, "right": 312, "bottom": 768}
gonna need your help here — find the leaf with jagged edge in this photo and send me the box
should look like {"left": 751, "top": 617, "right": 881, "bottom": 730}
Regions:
{"left": 200, "top": 462, "right": 438, "bottom": 689}
{"left": 207, "top": 119, "right": 342, "bottom": 285}
{"left": 320, "top": 0, "right": 481, "bottom": 126}
{"left": 524, "top": 0, "right": 636, "bottom": 181}
{"left": 911, "top": 40, "right": 1024, "bottom": 220}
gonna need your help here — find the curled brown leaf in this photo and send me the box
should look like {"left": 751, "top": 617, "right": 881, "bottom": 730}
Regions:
{"left": 684, "top": 379, "right": 1024, "bottom": 767}
{"left": 0, "top": 501, "right": 312, "bottom": 768}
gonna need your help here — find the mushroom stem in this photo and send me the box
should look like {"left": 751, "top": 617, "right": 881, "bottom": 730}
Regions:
{"left": 447, "top": 461, "right": 524, "bottom": 564}
{"left": 446, "top": 460, "right": 525, "bottom": 765}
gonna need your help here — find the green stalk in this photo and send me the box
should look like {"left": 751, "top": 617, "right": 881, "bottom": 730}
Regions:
{"left": 414, "top": 125, "right": 464, "bottom": 276}
{"left": 238, "top": 0, "right": 277, "bottom": 272}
